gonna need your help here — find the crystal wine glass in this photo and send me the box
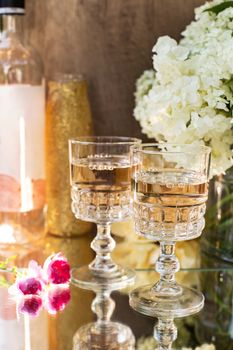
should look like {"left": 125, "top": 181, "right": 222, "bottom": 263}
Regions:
{"left": 129, "top": 143, "right": 211, "bottom": 318}
{"left": 69, "top": 136, "right": 141, "bottom": 289}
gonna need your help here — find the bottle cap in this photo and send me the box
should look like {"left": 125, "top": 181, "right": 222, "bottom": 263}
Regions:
{"left": 0, "top": 0, "right": 25, "bottom": 15}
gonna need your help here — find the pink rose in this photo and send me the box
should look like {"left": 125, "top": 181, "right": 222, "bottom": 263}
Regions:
{"left": 43, "top": 253, "right": 71, "bottom": 284}
{"left": 44, "top": 285, "right": 71, "bottom": 315}
{"left": 8, "top": 253, "right": 71, "bottom": 318}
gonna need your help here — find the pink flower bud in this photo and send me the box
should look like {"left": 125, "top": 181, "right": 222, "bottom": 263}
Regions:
{"left": 44, "top": 253, "right": 70, "bottom": 284}
{"left": 19, "top": 295, "right": 43, "bottom": 316}
{"left": 44, "top": 285, "right": 71, "bottom": 315}
{"left": 18, "top": 277, "right": 42, "bottom": 295}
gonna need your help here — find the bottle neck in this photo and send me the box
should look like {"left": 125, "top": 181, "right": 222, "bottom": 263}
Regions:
{"left": 0, "top": 14, "right": 24, "bottom": 40}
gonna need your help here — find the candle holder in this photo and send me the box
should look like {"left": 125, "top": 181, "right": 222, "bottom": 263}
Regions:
{"left": 46, "top": 73, "right": 93, "bottom": 237}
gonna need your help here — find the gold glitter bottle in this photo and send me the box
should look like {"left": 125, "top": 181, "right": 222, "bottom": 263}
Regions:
{"left": 46, "top": 74, "right": 93, "bottom": 236}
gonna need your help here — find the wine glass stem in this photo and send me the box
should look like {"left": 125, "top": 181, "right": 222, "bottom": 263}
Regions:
{"left": 153, "top": 242, "right": 182, "bottom": 295}
{"left": 89, "top": 223, "right": 118, "bottom": 274}
{"left": 92, "top": 289, "right": 115, "bottom": 328}
{"left": 154, "top": 317, "right": 177, "bottom": 350}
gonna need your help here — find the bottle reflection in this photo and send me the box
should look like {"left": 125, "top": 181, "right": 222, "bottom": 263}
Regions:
{"left": 0, "top": 286, "right": 24, "bottom": 350}
{"left": 73, "top": 286, "right": 135, "bottom": 350}
{"left": 0, "top": 279, "right": 48, "bottom": 350}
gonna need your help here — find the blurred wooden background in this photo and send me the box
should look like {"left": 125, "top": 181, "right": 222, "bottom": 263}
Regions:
{"left": 25, "top": 0, "right": 205, "bottom": 138}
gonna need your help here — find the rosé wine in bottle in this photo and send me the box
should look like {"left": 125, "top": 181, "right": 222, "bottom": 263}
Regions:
{"left": 0, "top": 0, "right": 45, "bottom": 247}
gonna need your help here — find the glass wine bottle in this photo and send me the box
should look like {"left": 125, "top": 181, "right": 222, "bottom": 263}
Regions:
{"left": 0, "top": 0, "right": 45, "bottom": 249}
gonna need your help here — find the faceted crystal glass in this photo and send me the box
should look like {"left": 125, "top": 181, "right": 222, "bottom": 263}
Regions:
{"left": 129, "top": 143, "right": 211, "bottom": 318}
{"left": 69, "top": 136, "right": 141, "bottom": 289}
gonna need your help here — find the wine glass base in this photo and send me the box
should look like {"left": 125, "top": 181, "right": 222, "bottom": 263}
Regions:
{"left": 73, "top": 321, "right": 135, "bottom": 350}
{"left": 129, "top": 284, "right": 204, "bottom": 318}
{"left": 71, "top": 265, "right": 135, "bottom": 291}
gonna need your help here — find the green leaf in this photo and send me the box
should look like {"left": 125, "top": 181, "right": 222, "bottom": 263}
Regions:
{"left": 205, "top": 1, "right": 233, "bottom": 15}
{"left": 0, "top": 262, "right": 7, "bottom": 269}
{"left": 0, "top": 276, "right": 10, "bottom": 287}
{"left": 216, "top": 217, "right": 233, "bottom": 232}
{"left": 207, "top": 192, "right": 233, "bottom": 216}
{"left": 0, "top": 255, "right": 17, "bottom": 274}
{"left": 6, "top": 255, "right": 17, "bottom": 262}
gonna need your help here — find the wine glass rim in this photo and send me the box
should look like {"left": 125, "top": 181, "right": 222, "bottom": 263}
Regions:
{"left": 135, "top": 143, "right": 211, "bottom": 155}
{"left": 69, "top": 136, "right": 141, "bottom": 145}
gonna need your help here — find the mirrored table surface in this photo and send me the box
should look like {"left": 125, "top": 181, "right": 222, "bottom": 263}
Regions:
{"left": 0, "top": 233, "right": 232, "bottom": 350}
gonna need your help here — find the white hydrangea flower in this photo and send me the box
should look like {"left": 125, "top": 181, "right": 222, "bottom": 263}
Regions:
{"left": 134, "top": 0, "right": 233, "bottom": 177}
{"left": 135, "top": 70, "right": 156, "bottom": 104}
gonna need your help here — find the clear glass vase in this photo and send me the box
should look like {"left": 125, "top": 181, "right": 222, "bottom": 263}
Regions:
{"left": 202, "top": 167, "right": 233, "bottom": 262}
